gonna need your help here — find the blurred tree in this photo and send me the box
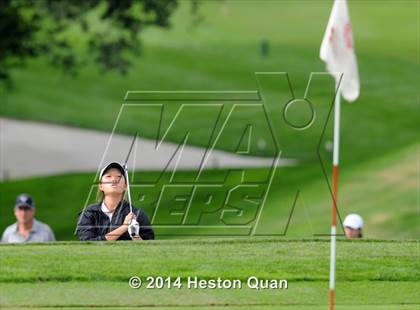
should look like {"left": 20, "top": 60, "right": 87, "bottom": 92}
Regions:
{"left": 0, "top": 0, "right": 179, "bottom": 85}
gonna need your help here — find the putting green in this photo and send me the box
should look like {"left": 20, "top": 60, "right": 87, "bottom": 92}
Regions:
{"left": 0, "top": 239, "right": 418, "bottom": 308}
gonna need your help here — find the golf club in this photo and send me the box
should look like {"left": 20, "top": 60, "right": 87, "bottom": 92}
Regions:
{"left": 122, "top": 132, "right": 140, "bottom": 238}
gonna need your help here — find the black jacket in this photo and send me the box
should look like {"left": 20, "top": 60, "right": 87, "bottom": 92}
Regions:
{"left": 76, "top": 200, "right": 154, "bottom": 241}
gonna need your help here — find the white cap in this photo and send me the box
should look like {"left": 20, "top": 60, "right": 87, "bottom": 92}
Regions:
{"left": 343, "top": 214, "right": 363, "bottom": 229}
{"left": 99, "top": 162, "right": 126, "bottom": 181}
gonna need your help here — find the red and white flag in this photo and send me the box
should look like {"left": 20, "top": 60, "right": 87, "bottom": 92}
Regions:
{"left": 320, "top": 0, "right": 360, "bottom": 102}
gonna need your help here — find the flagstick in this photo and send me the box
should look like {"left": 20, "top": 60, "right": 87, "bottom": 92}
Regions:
{"left": 329, "top": 86, "right": 340, "bottom": 310}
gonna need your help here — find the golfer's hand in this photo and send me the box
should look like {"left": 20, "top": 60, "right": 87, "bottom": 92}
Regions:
{"left": 123, "top": 212, "right": 136, "bottom": 226}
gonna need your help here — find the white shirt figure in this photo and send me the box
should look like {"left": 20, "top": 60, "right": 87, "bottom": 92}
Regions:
{"left": 1, "top": 219, "right": 55, "bottom": 243}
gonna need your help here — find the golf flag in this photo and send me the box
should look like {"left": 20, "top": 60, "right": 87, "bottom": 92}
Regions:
{"left": 320, "top": 1, "right": 359, "bottom": 310}
{"left": 320, "top": 0, "right": 360, "bottom": 101}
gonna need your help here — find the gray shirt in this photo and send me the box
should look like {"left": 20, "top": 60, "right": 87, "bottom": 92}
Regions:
{"left": 1, "top": 219, "right": 55, "bottom": 243}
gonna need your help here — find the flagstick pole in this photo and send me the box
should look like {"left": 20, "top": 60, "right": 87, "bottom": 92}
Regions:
{"left": 329, "top": 85, "right": 340, "bottom": 310}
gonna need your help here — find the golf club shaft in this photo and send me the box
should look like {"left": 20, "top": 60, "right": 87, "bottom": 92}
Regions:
{"left": 122, "top": 132, "right": 138, "bottom": 218}
{"left": 124, "top": 167, "right": 133, "bottom": 214}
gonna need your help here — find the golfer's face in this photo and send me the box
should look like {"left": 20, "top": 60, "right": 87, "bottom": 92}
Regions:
{"left": 14, "top": 206, "right": 34, "bottom": 224}
{"left": 344, "top": 227, "right": 361, "bottom": 238}
{"left": 100, "top": 168, "right": 126, "bottom": 194}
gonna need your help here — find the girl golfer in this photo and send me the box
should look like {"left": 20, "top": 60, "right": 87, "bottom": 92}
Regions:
{"left": 76, "top": 162, "right": 154, "bottom": 241}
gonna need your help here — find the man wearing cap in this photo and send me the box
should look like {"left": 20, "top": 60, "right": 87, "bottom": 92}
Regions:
{"left": 76, "top": 162, "right": 154, "bottom": 241}
{"left": 1, "top": 194, "right": 56, "bottom": 243}
{"left": 343, "top": 213, "right": 363, "bottom": 238}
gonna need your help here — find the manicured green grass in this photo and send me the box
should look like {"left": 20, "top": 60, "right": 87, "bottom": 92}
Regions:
{"left": 0, "top": 281, "right": 418, "bottom": 309}
{"left": 0, "top": 239, "right": 418, "bottom": 308}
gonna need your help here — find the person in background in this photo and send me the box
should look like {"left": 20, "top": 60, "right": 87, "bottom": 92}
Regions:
{"left": 1, "top": 194, "right": 55, "bottom": 243}
{"left": 343, "top": 213, "right": 363, "bottom": 238}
